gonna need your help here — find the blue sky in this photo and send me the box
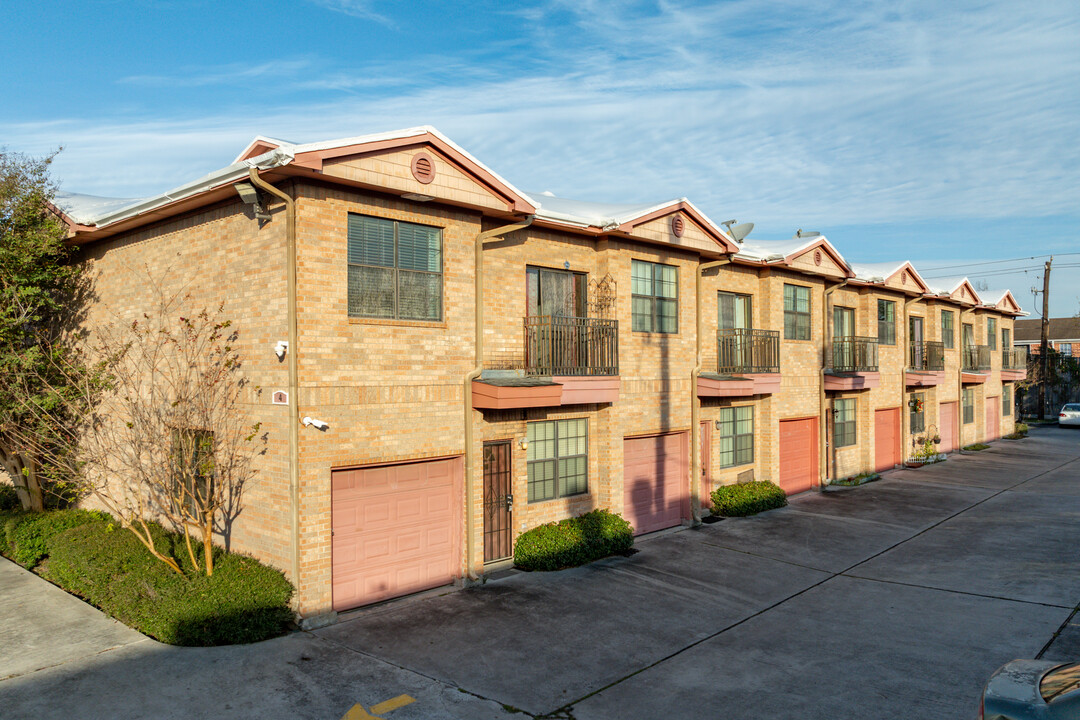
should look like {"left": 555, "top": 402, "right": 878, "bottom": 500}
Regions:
{"left": 3, "top": 0, "right": 1079, "bottom": 315}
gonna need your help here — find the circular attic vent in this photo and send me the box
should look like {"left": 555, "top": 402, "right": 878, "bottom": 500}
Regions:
{"left": 814, "top": 249, "right": 823, "bottom": 266}
{"left": 901, "top": 271, "right": 908, "bottom": 285}
{"left": 411, "top": 152, "right": 436, "bottom": 184}
{"left": 671, "top": 215, "right": 685, "bottom": 238}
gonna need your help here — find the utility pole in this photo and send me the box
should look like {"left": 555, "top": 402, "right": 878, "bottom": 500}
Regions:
{"left": 1038, "top": 257, "right": 1052, "bottom": 419}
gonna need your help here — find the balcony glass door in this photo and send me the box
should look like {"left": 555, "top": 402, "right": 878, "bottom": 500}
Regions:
{"left": 527, "top": 267, "right": 586, "bottom": 318}
{"left": 718, "top": 292, "right": 752, "bottom": 331}
{"left": 833, "top": 306, "right": 855, "bottom": 369}
{"left": 526, "top": 267, "right": 588, "bottom": 374}
{"left": 910, "top": 316, "right": 924, "bottom": 368}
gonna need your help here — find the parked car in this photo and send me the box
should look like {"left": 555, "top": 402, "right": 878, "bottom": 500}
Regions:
{"left": 1059, "top": 404, "right": 1080, "bottom": 426}
{"left": 980, "top": 659, "right": 1080, "bottom": 718}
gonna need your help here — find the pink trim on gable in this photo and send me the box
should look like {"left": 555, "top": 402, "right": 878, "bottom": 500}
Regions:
{"left": 614, "top": 202, "right": 739, "bottom": 253}
{"left": 824, "top": 372, "right": 880, "bottom": 391}
{"left": 237, "top": 141, "right": 281, "bottom": 162}
{"left": 887, "top": 262, "right": 931, "bottom": 295}
{"left": 783, "top": 238, "right": 853, "bottom": 277}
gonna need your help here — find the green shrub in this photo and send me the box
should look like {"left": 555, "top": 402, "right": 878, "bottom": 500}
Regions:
{"left": 963, "top": 443, "right": 990, "bottom": 451}
{"left": 710, "top": 480, "right": 787, "bottom": 517}
{"left": 0, "top": 483, "right": 19, "bottom": 512}
{"left": 514, "top": 509, "right": 633, "bottom": 571}
{"left": 832, "top": 472, "right": 880, "bottom": 487}
{"left": 1004, "top": 423, "right": 1029, "bottom": 439}
{"left": 4, "top": 509, "right": 109, "bottom": 569}
{"left": 46, "top": 520, "right": 293, "bottom": 645}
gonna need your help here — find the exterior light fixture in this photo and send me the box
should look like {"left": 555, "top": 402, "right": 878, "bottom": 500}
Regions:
{"left": 519, "top": 437, "right": 529, "bottom": 451}
{"left": 235, "top": 181, "right": 271, "bottom": 220}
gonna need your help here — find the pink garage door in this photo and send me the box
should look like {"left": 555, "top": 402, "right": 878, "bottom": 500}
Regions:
{"left": 986, "top": 399, "right": 1000, "bottom": 441}
{"left": 623, "top": 432, "right": 688, "bottom": 536}
{"left": 874, "top": 408, "right": 902, "bottom": 472}
{"left": 332, "top": 458, "right": 461, "bottom": 612}
{"left": 779, "top": 418, "right": 818, "bottom": 495}
{"left": 939, "top": 402, "right": 957, "bottom": 452}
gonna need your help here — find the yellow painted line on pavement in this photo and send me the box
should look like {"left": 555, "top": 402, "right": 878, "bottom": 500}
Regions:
{"left": 370, "top": 694, "right": 415, "bottom": 714}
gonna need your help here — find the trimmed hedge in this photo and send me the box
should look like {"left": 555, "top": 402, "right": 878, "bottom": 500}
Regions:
{"left": 4, "top": 509, "right": 109, "bottom": 568}
{"left": 514, "top": 509, "right": 633, "bottom": 571}
{"left": 963, "top": 443, "right": 990, "bottom": 451}
{"left": 710, "top": 480, "right": 787, "bottom": 517}
{"left": 45, "top": 520, "right": 294, "bottom": 646}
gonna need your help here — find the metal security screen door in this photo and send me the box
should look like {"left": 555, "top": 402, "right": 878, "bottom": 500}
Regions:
{"left": 482, "top": 441, "right": 513, "bottom": 562}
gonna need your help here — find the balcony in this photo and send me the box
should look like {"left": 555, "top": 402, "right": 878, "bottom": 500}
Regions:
{"left": 717, "top": 329, "right": 780, "bottom": 374}
{"left": 906, "top": 340, "right": 946, "bottom": 387}
{"left": 472, "top": 316, "right": 620, "bottom": 409}
{"left": 961, "top": 343, "right": 991, "bottom": 384}
{"left": 699, "top": 329, "right": 781, "bottom": 398}
{"left": 524, "top": 315, "right": 619, "bottom": 376}
{"left": 1001, "top": 347, "right": 1029, "bottom": 381}
{"left": 825, "top": 336, "right": 880, "bottom": 391}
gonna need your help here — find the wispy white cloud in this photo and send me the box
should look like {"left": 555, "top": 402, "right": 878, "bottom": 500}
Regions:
{"left": 119, "top": 59, "right": 315, "bottom": 87}
{"left": 305, "top": 0, "right": 394, "bottom": 27}
{"left": 5, "top": 0, "right": 1078, "bottom": 248}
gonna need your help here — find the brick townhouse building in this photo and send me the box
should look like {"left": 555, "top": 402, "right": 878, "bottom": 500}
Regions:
{"left": 52, "top": 126, "right": 1025, "bottom": 624}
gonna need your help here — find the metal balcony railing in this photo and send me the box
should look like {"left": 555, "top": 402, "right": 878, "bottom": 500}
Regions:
{"left": 717, "top": 328, "right": 780, "bottom": 374}
{"left": 524, "top": 315, "right": 619, "bottom": 376}
{"left": 908, "top": 340, "right": 945, "bottom": 372}
{"left": 962, "top": 344, "right": 992, "bottom": 372}
{"left": 831, "top": 336, "right": 879, "bottom": 372}
{"left": 1002, "top": 348, "right": 1027, "bottom": 370}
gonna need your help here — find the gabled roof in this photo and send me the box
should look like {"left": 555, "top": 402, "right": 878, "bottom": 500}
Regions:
{"left": 1015, "top": 317, "right": 1080, "bottom": 343}
{"left": 735, "top": 234, "right": 852, "bottom": 277}
{"left": 923, "top": 276, "right": 981, "bottom": 306}
{"left": 527, "top": 192, "right": 739, "bottom": 253}
{"left": 978, "top": 288, "right": 1025, "bottom": 315}
{"left": 848, "top": 260, "right": 930, "bottom": 295}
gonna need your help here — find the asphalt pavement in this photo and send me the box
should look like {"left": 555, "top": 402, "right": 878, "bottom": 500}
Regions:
{"left": 2, "top": 425, "right": 1078, "bottom": 719}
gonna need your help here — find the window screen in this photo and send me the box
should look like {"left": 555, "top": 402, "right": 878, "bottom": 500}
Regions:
{"left": 527, "top": 418, "right": 588, "bottom": 501}
{"left": 347, "top": 214, "right": 442, "bottom": 321}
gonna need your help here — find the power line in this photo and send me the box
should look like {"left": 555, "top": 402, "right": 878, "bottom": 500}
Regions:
{"left": 917, "top": 251, "right": 1080, "bottom": 273}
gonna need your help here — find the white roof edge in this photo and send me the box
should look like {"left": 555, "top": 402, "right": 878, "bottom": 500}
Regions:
{"left": 90, "top": 147, "right": 294, "bottom": 229}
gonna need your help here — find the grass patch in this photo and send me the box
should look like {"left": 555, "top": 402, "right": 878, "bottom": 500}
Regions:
{"left": 832, "top": 471, "right": 880, "bottom": 487}
{"left": 514, "top": 509, "right": 633, "bottom": 571}
{"left": 1004, "top": 423, "right": 1029, "bottom": 439}
{"left": 710, "top": 480, "right": 787, "bottom": 517}
{"left": 0, "top": 510, "right": 294, "bottom": 646}
{"left": 963, "top": 443, "right": 991, "bottom": 451}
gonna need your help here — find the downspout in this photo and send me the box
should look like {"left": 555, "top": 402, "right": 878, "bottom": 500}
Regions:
{"left": 463, "top": 216, "right": 534, "bottom": 580}
{"left": 691, "top": 257, "right": 732, "bottom": 523}
{"left": 247, "top": 169, "right": 301, "bottom": 596}
{"left": 820, "top": 279, "right": 849, "bottom": 486}
{"left": 957, "top": 305, "right": 971, "bottom": 454}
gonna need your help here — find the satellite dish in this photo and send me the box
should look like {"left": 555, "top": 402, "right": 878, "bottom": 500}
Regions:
{"left": 721, "top": 219, "right": 754, "bottom": 243}
{"left": 729, "top": 222, "right": 754, "bottom": 242}
{"left": 796, "top": 229, "right": 821, "bottom": 239}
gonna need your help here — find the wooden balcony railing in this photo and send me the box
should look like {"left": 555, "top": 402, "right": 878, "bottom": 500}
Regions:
{"left": 963, "top": 344, "right": 992, "bottom": 372}
{"left": 831, "top": 336, "right": 879, "bottom": 372}
{"left": 1002, "top": 348, "right": 1027, "bottom": 370}
{"left": 908, "top": 340, "right": 945, "bottom": 372}
{"left": 717, "top": 328, "right": 780, "bottom": 374}
{"left": 524, "top": 315, "right": 619, "bottom": 376}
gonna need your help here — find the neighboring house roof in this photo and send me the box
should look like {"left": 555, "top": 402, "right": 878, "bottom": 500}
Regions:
{"left": 1014, "top": 317, "right": 1080, "bottom": 343}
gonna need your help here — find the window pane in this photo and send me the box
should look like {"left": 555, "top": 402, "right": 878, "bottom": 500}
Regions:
{"left": 397, "top": 270, "right": 442, "bottom": 321}
{"left": 656, "top": 265, "right": 677, "bottom": 299}
{"left": 631, "top": 260, "right": 652, "bottom": 295}
{"left": 657, "top": 299, "right": 678, "bottom": 333}
{"left": 718, "top": 436, "right": 734, "bottom": 467}
{"left": 527, "top": 421, "right": 556, "bottom": 461}
{"left": 528, "top": 459, "right": 556, "bottom": 502}
{"left": 396, "top": 223, "right": 441, "bottom": 272}
{"left": 718, "top": 293, "right": 735, "bottom": 330}
{"left": 558, "top": 456, "right": 587, "bottom": 496}
{"left": 348, "top": 265, "right": 394, "bottom": 318}
{"left": 795, "top": 286, "right": 809, "bottom": 313}
{"left": 632, "top": 296, "right": 653, "bottom": 332}
{"left": 347, "top": 215, "right": 395, "bottom": 267}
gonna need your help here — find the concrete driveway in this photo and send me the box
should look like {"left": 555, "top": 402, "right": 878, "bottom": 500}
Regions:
{"left": 2, "top": 426, "right": 1079, "bottom": 719}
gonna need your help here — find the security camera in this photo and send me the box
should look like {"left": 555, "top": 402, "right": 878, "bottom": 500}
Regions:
{"left": 274, "top": 341, "right": 288, "bottom": 360}
{"left": 302, "top": 417, "right": 329, "bottom": 430}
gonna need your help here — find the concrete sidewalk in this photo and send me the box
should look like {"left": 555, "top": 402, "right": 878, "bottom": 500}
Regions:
{"left": 2, "top": 426, "right": 1078, "bottom": 719}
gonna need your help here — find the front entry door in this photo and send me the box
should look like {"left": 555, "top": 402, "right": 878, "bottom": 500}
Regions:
{"left": 482, "top": 441, "right": 512, "bottom": 563}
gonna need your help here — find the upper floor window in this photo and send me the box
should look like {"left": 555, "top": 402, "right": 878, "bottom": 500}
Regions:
{"left": 1060, "top": 343, "right": 1073, "bottom": 356}
{"left": 962, "top": 322, "right": 975, "bottom": 348}
{"left": 718, "top": 292, "right": 752, "bottom": 330}
{"left": 783, "top": 284, "right": 811, "bottom": 340}
{"left": 1002, "top": 327, "right": 1011, "bottom": 349}
{"left": 833, "top": 398, "right": 857, "bottom": 447}
{"left": 941, "top": 310, "right": 955, "bottom": 349}
{"left": 963, "top": 388, "right": 974, "bottom": 424}
{"left": 527, "top": 266, "right": 586, "bottom": 318}
{"left": 347, "top": 214, "right": 442, "bottom": 321}
{"left": 631, "top": 260, "right": 678, "bottom": 333}
{"left": 878, "top": 299, "right": 896, "bottom": 345}
{"left": 988, "top": 318, "right": 997, "bottom": 350}
{"left": 833, "top": 306, "right": 855, "bottom": 338}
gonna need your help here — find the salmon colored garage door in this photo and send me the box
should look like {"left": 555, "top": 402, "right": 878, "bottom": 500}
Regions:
{"left": 332, "top": 458, "right": 461, "bottom": 612}
{"left": 778, "top": 418, "right": 818, "bottom": 495}
{"left": 623, "top": 432, "right": 688, "bottom": 536}
{"left": 874, "top": 407, "right": 902, "bottom": 472}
